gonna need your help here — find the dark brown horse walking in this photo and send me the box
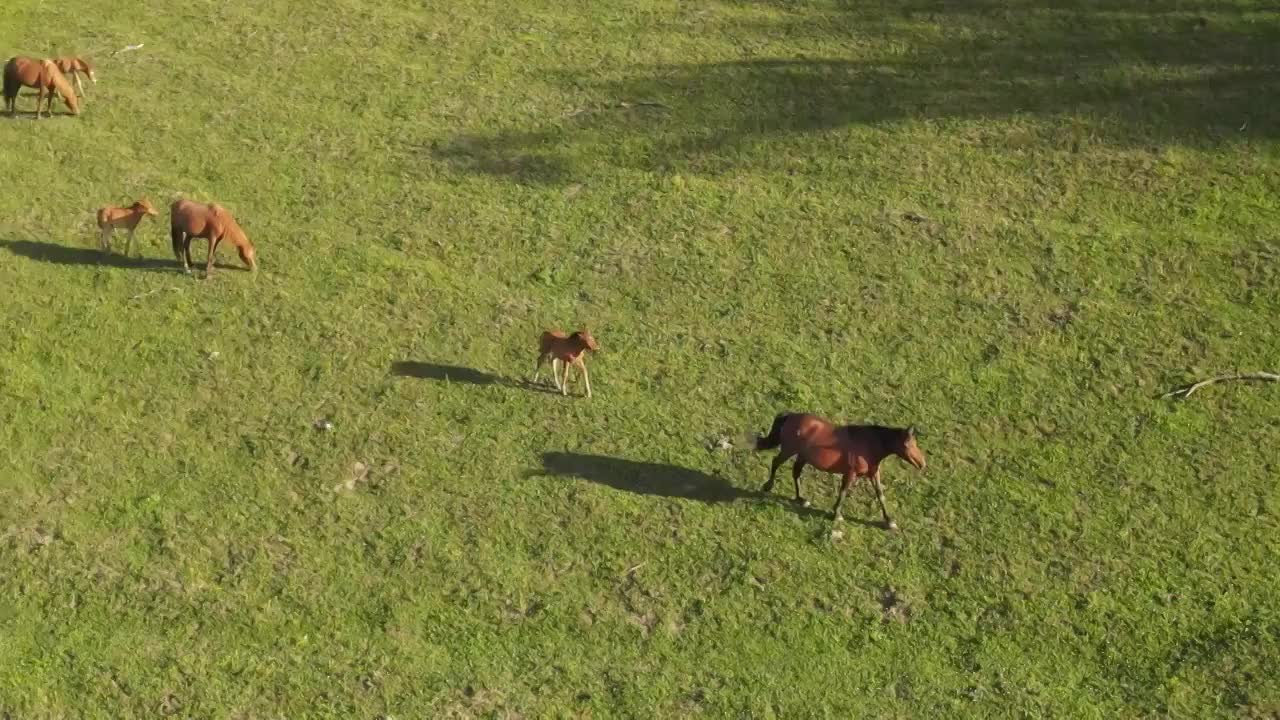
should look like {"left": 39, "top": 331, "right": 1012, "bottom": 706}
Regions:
{"left": 752, "top": 413, "right": 926, "bottom": 529}
{"left": 3, "top": 56, "right": 80, "bottom": 117}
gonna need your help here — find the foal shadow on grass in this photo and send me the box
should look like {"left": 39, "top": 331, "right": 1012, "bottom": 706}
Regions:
{"left": 0, "top": 239, "right": 245, "bottom": 273}
{"left": 390, "top": 361, "right": 558, "bottom": 394}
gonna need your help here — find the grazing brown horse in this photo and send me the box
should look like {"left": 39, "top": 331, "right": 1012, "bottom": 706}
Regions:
{"left": 533, "top": 329, "right": 600, "bottom": 397}
{"left": 752, "top": 413, "right": 926, "bottom": 529}
{"left": 97, "top": 199, "right": 159, "bottom": 256}
{"left": 169, "top": 199, "right": 258, "bottom": 276}
{"left": 51, "top": 56, "right": 96, "bottom": 98}
{"left": 3, "top": 56, "right": 80, "bottom": 117}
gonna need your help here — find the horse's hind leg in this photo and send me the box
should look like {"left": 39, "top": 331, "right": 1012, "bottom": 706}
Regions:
{"left": 557, "top": 359, "right": 571, "bottom": 395}
{"left": 791, "top": 459, "right": 809, "bottom": 507}
{"left": 831, "top": 471, "right": 855, "bottom": 523}
{"left": 99, "top": 226, "right": 112, "bottom": 252}
{"left": 870, "top": 472, "right": 897, "bottom": 531}
{"left": 532, "top": 353, "right": 547, "bottom": 384}
{"left": 762, "top": 451, "right": 793, "bottom": 494}
{"left": 171, "top": 228, "right": 188, "bottom": 270}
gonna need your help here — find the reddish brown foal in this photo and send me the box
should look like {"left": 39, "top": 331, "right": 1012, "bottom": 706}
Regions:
{"left": 753, "top": 413, "right": 926, "bottom": 529}
{"left": 170, "top": 199, "right": 258, "bottom": 276}
{"left": 533, "top": 329, "right": 600, "bottom": 397}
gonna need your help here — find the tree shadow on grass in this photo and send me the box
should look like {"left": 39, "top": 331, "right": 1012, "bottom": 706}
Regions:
{"left": 428, "top": 0, "right": 1280, "bottom": 183}
{"left": 0, "top": 239, "right": 247, "bottom": 273}
{"left": 390, "top": 361, "right": 559, "bottom": 394}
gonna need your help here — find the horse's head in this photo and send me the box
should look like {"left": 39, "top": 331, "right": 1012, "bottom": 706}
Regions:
{"left": 238, "top": 243, "right": 258, "bottom": 273}
{"left": 575, "top": 329, "right": 600, "bottom": 352}
{"left": 82, "top": 59, "right": 97, "bottom": 83}
{"left": 894, "top": 426, "right": 926, "bottom": 470}
{"left": 135, "top": 199, "right": 159, "bottom": 217}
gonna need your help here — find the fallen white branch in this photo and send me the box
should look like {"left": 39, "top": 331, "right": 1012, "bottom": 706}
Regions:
{"left": 1161, "top": 372, "right": 1279, "bottom": 399}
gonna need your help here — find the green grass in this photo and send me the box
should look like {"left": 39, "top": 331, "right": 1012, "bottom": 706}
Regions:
{"left": 3, "top": 0, "right": 1280, "bottom": 716}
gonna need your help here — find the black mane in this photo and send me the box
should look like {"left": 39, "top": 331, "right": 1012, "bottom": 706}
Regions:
{"left": 841, "top": 424, "right": 905, "bottom": 448}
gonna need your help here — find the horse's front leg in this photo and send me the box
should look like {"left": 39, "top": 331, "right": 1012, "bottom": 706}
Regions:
{"left": 74, "top": 73, "right": 85, "bottom": 98}
{"left": 870, "top": 470, "right": 897, "bottom": 531}
{"left": 35, "top": 86, "right": 46, "bottom": 118}
{"left": 203, "top": 237, "right": 220, "bottom": 278}
{"left": 126, "top": 227, "right": 138, "bottom": 257}
{"left": 578, "top": 359, "right": 592, "bottom": 398}
{"left": 99, "top": 226, "right": 112, "bottom": 252}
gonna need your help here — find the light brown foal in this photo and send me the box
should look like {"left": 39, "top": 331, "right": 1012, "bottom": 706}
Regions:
{"left": 533, "top": 329, "right": 600, "bottom": 397}
{"left": 97, "top": 199, "right": 158, "bottom": 256}
{"left": 51, "top": 56, "right": 96, "bottom": 98}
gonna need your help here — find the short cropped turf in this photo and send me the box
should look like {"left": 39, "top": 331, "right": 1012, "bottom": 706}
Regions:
{"left": 2, "top": 0, "right": 1279, "bottom": 716}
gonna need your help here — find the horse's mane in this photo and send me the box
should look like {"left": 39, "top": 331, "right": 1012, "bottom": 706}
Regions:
{"left": 42, "top": 62, "right": 78, "bottom": 109}
{"left": 842, "top": 424, "right": 905, "bottom": 448}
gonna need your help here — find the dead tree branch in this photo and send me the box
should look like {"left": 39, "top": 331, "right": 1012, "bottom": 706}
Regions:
{"left": 1161, "top": 372, "right": 1279, "bottom": 399}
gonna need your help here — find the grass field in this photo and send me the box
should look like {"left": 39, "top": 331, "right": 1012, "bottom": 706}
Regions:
{"left": 3, "top": 0, "right": 1280, "bottom": 716}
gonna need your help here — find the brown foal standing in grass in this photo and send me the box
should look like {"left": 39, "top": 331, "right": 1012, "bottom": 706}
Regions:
{"left": 170, "top": 199, "right": 258, "bottom": 277}
{"left": 751, "top": 413, "right": 927, "bottom": 529}
{"left": 3, "top": 56, "right": 80, "bottom": 117}
{"left": 96, "top": 199, "right": 158, "bottom": 256}
{"left": 533, "top": 329, "right": 600, "bottom": 397}
{"left": 51, "top": 56, "right": 96, "bottom": 99}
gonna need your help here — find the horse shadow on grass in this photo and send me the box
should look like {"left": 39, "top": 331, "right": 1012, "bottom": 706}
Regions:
{"left": 1, "top": 96, "right": 79, "bottom": 121}
{"left": 533, "top": 451, "right": 846, "bottom": 522}
{"left": 0, "top": 239, "right": 246, "bottom": 273}
{"left": 390, "top": 361, "right": 559, "bottom": 394}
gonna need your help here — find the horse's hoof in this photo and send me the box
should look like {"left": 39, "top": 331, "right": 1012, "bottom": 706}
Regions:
{"left": 833, "top": 514, "right": 844, "bottom": 523}
{"left": 759, "top": 483, "right": 774, "bottom": 494}
{"left": 795, "top": 498, "right": 811, "bottom": 508}
{"left": 886, "top": 521, "right": 899, "bottom": 531}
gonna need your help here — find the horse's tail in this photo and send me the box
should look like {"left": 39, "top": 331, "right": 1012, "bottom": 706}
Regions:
{"left": 2, "top": 60, "right": 18, "bottom": 102}
{"left": 757, "top": 413, "right": 790, "bottom": 450}
{"left": 737, "top": 413, "right": 790, "bottom": 451}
